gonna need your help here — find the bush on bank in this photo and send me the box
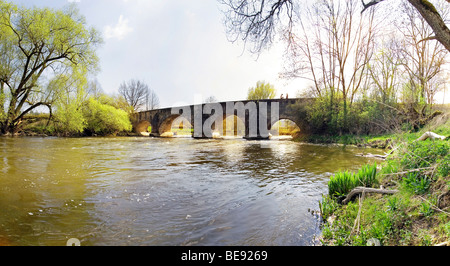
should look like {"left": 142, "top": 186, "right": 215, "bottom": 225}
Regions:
{"left": 22, "top": 96, "right": 132, "bottom": 137}
{"left": 82, "top": 97, "right": 132, "bottom": 136}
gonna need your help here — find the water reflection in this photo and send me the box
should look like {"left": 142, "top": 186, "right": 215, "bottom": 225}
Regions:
{"left": 0, "top": 137, "right": 383, "bottom": 246}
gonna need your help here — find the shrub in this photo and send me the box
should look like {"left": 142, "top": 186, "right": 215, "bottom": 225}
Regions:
{"left": 54, "top": 101, "right": 86, "bottom": 135}
{"left": 83, "top": 98, "right": 132, "bottom": 135}
{"left": 54, "top": 96, "right": 132, "bottom": 136}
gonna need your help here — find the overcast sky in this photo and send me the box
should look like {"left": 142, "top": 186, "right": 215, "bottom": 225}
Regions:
{"left": 11, "top": 0, "right": 304, "bottom": 108}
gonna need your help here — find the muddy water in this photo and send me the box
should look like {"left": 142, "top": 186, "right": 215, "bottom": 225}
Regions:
{"left": 0, "top": 137, "right": 382, "bottom": 246}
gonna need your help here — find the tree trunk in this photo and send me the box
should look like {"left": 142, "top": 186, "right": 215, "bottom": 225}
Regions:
{"left": 416, "top": 131, "right": 446, "bottom": 141}
{"left": 407, "top": 0, "right": 450, "bottom": 52}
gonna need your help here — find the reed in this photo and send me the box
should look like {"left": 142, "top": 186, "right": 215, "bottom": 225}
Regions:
{"left": 356, "top": 163, "right": 378, "bottom": 187}
{"left": 328, "top": 163, "right": 378, "bottom": 199}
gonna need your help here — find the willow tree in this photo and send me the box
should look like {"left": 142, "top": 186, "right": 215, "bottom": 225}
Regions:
{"left": 0, "top": 1, "right": 102, "bottom": 134}
{"left": 247, "top": 81, "right": 277, "bottom": 100}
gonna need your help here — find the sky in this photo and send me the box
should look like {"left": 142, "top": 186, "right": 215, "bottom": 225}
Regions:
{"left": 10, "top": 0, "right": 304, "bottom": 108}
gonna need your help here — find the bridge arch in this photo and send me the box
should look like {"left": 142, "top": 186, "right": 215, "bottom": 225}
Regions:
{"left": 221, "top": 114, "right": 245, "bottom": 138}
{"left": 158, "top": 114, "right": 193, "bottom": 137}
{"left": 270, "top": 118, "right": 301, "bottom": 138}
{"left": 171, "top": 116, "right": 193, "bottom": 136}
{"left": 135, "top": 120, "right": 151, "bottom": 136}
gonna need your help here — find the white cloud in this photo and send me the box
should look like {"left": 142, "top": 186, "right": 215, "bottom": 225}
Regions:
{"left": 104, "top": 15, "right": 133, "bottom": 40}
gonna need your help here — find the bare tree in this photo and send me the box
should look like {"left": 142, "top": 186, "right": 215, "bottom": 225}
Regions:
{"left": 221, "top": 0, "right": 450, "bottom": 54}
{"left": 204, "top": 95, "right": 218, "bottom": 103}
{"left": 119, "top": 79, "right": 150, "bottom": 111}
{"left": 220, "top": 0, "right": 295, "bottom": 53}
{"left": 362, "top": 0, "right": 450, "bottom": 52}
{"left": 281, "top": 0, "right": 378, "bottom": 129}
{"left": 86, "top": 78, "right": 104, "bottom": 98}
{"left": 146, "top": 88, "right": 160, "bottom": 110}
{"left": 396, "top": 1, "right": 449, "bottom": 105}
{"left": 367, "top": 36, "right": 404, "bottom": 104}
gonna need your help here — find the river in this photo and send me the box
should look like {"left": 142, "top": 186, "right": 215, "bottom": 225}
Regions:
{"left": 0, "top": 137, "right": 382, "bottom": 246}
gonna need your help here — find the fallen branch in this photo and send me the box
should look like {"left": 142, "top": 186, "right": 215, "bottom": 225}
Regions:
{"left": 435, "top": 241, "right": 450, "bottom": 246}
{"left": 357, "top": 147, "right": 397, "bottom": 160}
{"left": 356, "top": 153, "right": 389, "bottom": 159}
{"left": 343, "top": 187, "right": 399, "bottom": 204}
{"left": 416, "top": 131, "right": 446, "bottom": 141}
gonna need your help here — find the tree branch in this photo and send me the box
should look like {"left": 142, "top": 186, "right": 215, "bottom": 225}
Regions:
{"left": 361, "top": 0, "right": 384, "bottom": 14}
{"left": 12, "top": 102, "right": 52, "bottom": 125}
{"left": 342, "top": 186, "right": 399, "bottom": 204}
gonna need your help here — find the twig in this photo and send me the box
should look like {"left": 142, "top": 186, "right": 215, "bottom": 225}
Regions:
{"left": 382, "top": 166, "right": 435, "bottom": 176}
{"left": 418, "top": 196, "right": 450, "bottom": 216}
{"left": 348, "top": 190, "right": 366, "bottom": 239}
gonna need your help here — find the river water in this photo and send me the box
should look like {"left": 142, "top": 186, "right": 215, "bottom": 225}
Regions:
{"left": 0, "top": 137, "right": 382, "bottom": 246}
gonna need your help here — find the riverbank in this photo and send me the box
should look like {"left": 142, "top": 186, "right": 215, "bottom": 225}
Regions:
{"left": 314, "top": 112, "right": 450, "bottom": 246}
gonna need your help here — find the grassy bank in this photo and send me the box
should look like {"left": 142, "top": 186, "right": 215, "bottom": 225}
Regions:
{"left": 317, "top": 113, "right": 450, "bottom": 246}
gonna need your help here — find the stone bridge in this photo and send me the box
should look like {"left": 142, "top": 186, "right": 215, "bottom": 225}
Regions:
{"left": 131, "top": 98, "right": 314, "bottom": 140}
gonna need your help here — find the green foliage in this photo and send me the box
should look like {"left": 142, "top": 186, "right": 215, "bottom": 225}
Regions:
{"left": 437, "top": 154, "right": 450, "bottom": 177}
{"left": 303, "top": 92, "right": 339, "bottom": 134}
{"left": 291, "top": 91, "right": 405, "bottom": 135}
{"left": 322, "top": 137, "right": 450, "bottom": 245}
{"left": 247, "top": 81, "right": 276, "bottom": 100}
{"left": 54, "top": 101, "right": 86, "bottom": 135}
{"left": 0, "top": 90, "right": 5, "bottom": 125}
{"left": 356, "top": 163, "right": 378, "bottom": 187}
{"left": 380, "top": 160, "right": 400, "bottom": 175}
{"left": 401, "top": 172, "right": 431, "bottom": 194}
{"left": 0, "top": 1, "right": 101, "bottom": 134}
{"left": 386, "top": 196, "right": 402, "bottom": 212}
{"left": 400, "top": 141, "right": 449, "bottom": 169}
{"left": 83, "top": 97, "right": 132, "bottom": 135}
{"left": 54, "top": 91, "right": 132, "bottom": 136}
{"left": 328, "top": 163, "right": 378, "bottom": 199}
{"left": 419, "top": 202, "right": 434, "bottom": 217}
{"left": 319, "top": 194, "right": 340, "bottom": 221}
{"left": 443, "top": 222, "right": 450, "bottom": 238}
{"left": 97, "top": 94, "right": 134, "bottom": 114}
{"left": 328, "top": 171, "right": 357, "bottom": 198}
